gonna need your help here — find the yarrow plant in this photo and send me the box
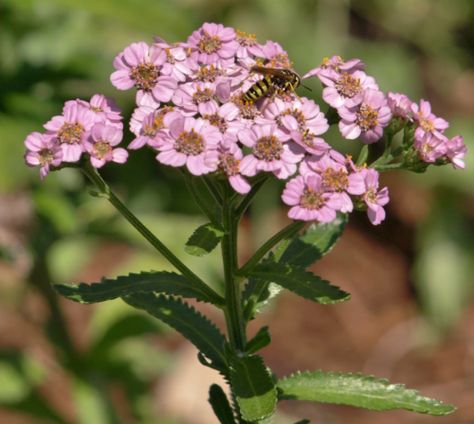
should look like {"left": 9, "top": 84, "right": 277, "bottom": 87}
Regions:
{"left": 24, "top": 22, "right": 465, "bottom": 423}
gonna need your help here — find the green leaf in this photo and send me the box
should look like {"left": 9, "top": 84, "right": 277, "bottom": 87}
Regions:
{"left": 242, "top": 278, "right": 279, "bottom": 321}
{"left": 124, "top": 293, "right": 227, "bottom": 369}
{"left": 246, "top": 326, "right": 271, "bottom": 354}
{"left": 249, "top": 259, "right": 350, "bottom": 305}
{"left": 54, "top": 271, "right": 221, "bottom": 305}
{"left": 279, "top": 214, "right": 348, "bottom": 269}
{"left": 208, "top": 384, "right": 236, "bottom": 424}
{"left": 185, "top": 223, "right": 224, "bottom": 256}
{"left": 230, "top": 355, "right": 276, "bottom": 422}
{"left": 277, "top": 371, "right": 456, "bottom": 416}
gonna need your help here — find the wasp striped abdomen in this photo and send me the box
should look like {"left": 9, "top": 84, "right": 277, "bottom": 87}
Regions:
{"left": 243, "top": 75, "right": 273, "bottom": 103}
{"left": 242, "top": 66, "right": 301, "bottom": 104}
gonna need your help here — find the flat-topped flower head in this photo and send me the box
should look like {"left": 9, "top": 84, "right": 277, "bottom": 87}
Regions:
{"left": 411, "top": 99, "right": 449, "bottom": 140}
{"left": 187, "top": 23, "right": 239, "bottom": 65}
{"left": 24, "top": 132, "right": 62, "bottom": 179}
{"left": 359, "top": 168, "right": 389, "bottom": 225}
{"left": 156, "top": 116, "right": 221, "bottom": 175}
{"left": 238, "top": 124, "right": 304, "bottom": 179}
{"left": 282, "top": 172, "right": 340, "bottom": 222}
{"left": 322, "top": 70, "right": 378, "bottom": 109}
{"left": 85, "top": 124, "right": 128, "bottom": 168}
{"left": 338, "top": 89, "right": 392, "bottom": 143}
{"left": 111, "top": 41, "right": 177, "bottom": 105}
{"left": 44, "top": 100, "right": 96, "bottom": 162}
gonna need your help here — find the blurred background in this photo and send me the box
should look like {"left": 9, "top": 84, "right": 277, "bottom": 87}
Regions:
{"left": 0, "top": 0, "right": 473, "bottom": 423}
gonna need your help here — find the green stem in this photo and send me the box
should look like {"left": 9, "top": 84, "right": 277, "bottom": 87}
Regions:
{"left": 81, "top": 163, "right": 223, "bottom": 306}
{"left": 221, "top": 184, "right": 246, "bottom": 351}
{"left": 238, "top": 221, "right": 305, "bottom": 276}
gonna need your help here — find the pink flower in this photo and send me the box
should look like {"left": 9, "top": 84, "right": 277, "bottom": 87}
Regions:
{"left": 411, "top": 99, "right": 449, "bottom": 140}
{"left": 155, "top": 41, "right": 198, "bottom": 82}
{"left": 387, "top": 92, "right": 413, "bottom": 120}
{"left": 238, "top": 124, "right": 304, "bottom": 179}
{"left": 259, "top": 41, "right": 292, "bottom": 68}
{"left": 85, "top": 124, "right": 128, "bottom": 168}
{"left": 202, "top": 102, "right": 244, "bottom": 141}
{"left": 303, "top": 55, "right": 365, "bottom": 82}
{"left": 445, "top": 135, "right": 467, "bottom": 169}
{"left": 282, "top": 172, "right": 340, "bottom": 222}
{"left": 338, "top": 89, "right": 392, "bottom": 143}
{"left": 291, "top": 130, "right": 331, "bottom": 156}
{"left": 187, "top": 23, "right": 239, "bottom": 65}
{"left": 359, "top": 168, "right": 389, "bottom": 225}
{"left": 24, "top": 132, "right": 62, "bottom": 179}
{"left": 129, "top": 106, "right": 182, "bottom": 149}
{"left": 235, "top": 30, "right": 264, "bottom": 59}
{"left": 322, "top": 70, "right": 378, "bottom": 109}
{"left": 414, "top": 133, "right": 448, "bottom": 164}
{"left": 300, "top": 154, "right": 365, "bottom": 212}
{"left": 217, "top": 140, "right": 251, "bottom": 194}
{"left": 172, "top": 82, "right": 220, "bottom": 116}
{"left": 77, "top": 94, "right": 123, "bottom": 128}
{"left": 110, "top": 42, "right": 177, "bottom": 105}
{"left": 156, "top": 116, "right": 222, "bottom": 175}
{"left": 260, "top": 97, "right": 329, "bottom": 136}
{"left": 44, "top": 100, "right": 96, "bottom": 162}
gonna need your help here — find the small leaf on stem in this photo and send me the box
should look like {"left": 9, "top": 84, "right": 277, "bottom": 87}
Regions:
{"left": 230, "top": 355, "right": 277, "bottom": 422}
{"left": 185, "top": 222, "right": 224, "bottom": 256}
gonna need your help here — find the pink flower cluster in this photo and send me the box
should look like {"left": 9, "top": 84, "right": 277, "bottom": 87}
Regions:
{"left": 306, "top": 56, "right": 466, "bottom": 168}
{"left": 304, "top": 55, "right": 391, "bottom": 144}
{"left": 24, "top": 94, "right": 128, "bottom": 178}
{"left": 24, "top": 23, "right": 466, "bottom": 226}
{"left": 387, "top": 94, "right": 466, "bottom": 169}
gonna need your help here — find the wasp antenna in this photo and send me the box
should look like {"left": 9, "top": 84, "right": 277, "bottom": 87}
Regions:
{"left": 301, "top": 83, "right": 312, "bottom": 92}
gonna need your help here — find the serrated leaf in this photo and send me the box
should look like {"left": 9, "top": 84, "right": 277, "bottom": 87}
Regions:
{"left": 124, "top": 293, "right": 227, "bottom": 369}
{"left": 277, "top": 371, "right": 455, "bottom": 416}
{"left": 279, "top": 214, "right": 348, "bottom": 269}
{"left": 208, "top": 384, "right": 236, "bottom": 424}
{"left": 54, "top": 271, "right": 222, "bottom": 305}
{"left": 230, "top": 355, "right": 276, "bottom": 422}
{"left": 246, "top": 326, "right": 271, "bottom": 354}
{"left": 249, "top": 260, "right": 350, "bottom": 305}
{"left": 185, "top": 223, "right": 224, "bottom": 256}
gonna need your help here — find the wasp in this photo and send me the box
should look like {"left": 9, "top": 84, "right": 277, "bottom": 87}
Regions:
{"left": 242, "top": 66, "right": 309, "bottom": 104}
